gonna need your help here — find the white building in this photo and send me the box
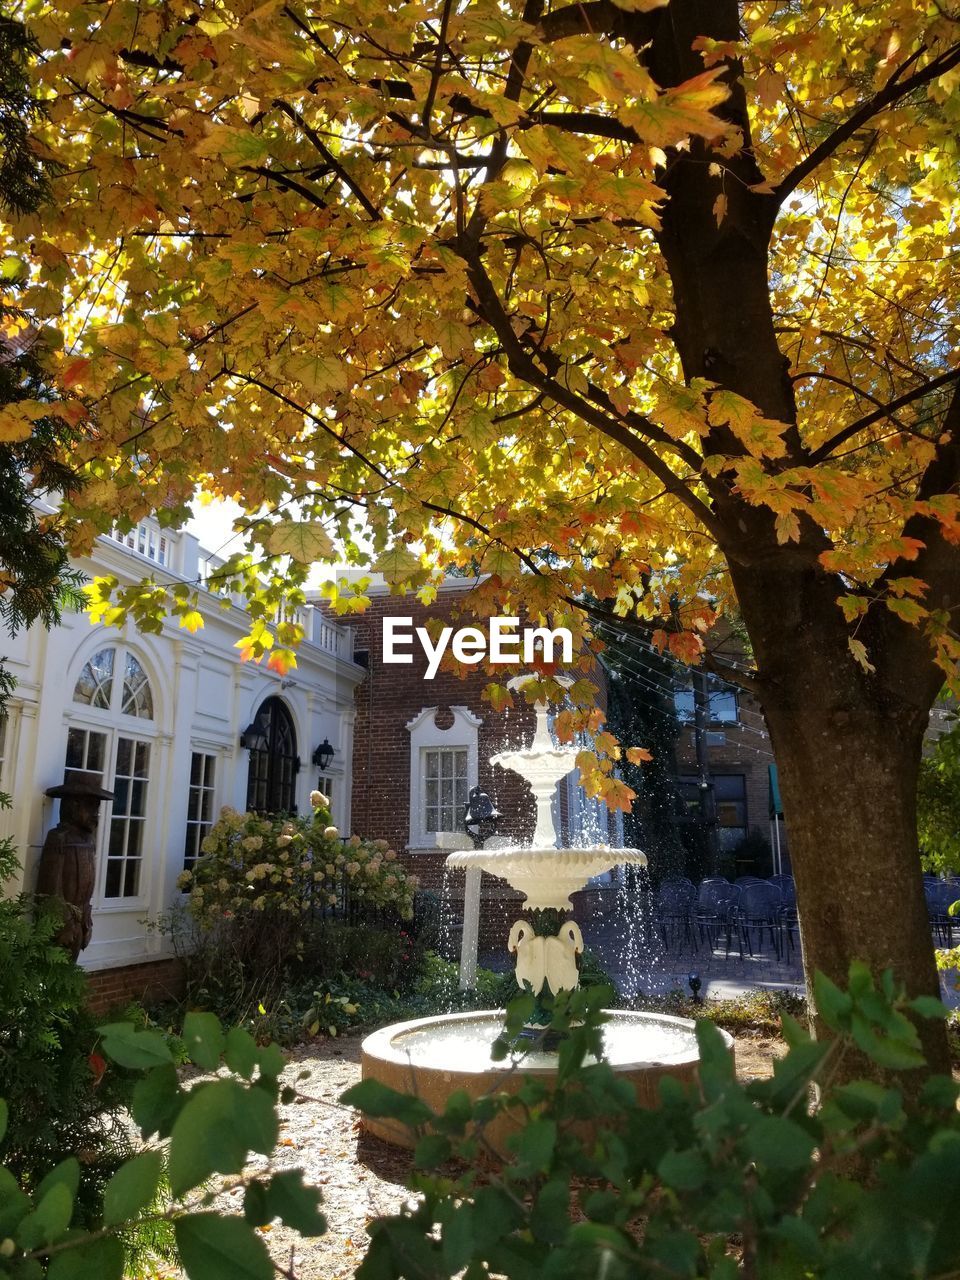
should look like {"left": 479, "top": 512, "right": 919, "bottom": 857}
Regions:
{"left": 1, "top": 515, "right": 364, "bottom": 978}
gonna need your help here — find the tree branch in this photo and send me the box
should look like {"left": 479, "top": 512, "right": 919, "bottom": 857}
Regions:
{"left": 460, "top": 248, "right": 725, "bottom": 541}
{"left": 872, "top": 381, "right": 960, "bottom": 710}
{"left": 773, "top": 42, "right": 960, "bottom": 205}
{"left": 270, "top": 100, "right": 380, "bottom": 219}
{"left": 539, "top": 0, "right": 660, "bottom": 43}
{"left": 807, "top": 368, "right": 960, "bottom": 464}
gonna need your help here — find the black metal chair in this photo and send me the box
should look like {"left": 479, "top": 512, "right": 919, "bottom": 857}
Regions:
{"left": 656, "top": 878, "right": 698, "bottom": 955}
{"left": 738, "top": 881, "right": 784, "bottom": 960}
{"left": 769, "top": 874, "right": 796, "bottom": 908}
{"left": 694, "top": 879, "right": 739, "bottom": 956}
{"left": 926, "top": 880, "right": 960, "bottom": 947}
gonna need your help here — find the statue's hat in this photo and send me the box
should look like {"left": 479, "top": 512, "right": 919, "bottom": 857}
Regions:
{"left": 45, "top": 771, "right": 115, "bottom": 801}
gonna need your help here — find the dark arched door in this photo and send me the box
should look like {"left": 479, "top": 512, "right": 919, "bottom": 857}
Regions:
{"left": 245, "top": 697, "right": 298, "bottom": 814}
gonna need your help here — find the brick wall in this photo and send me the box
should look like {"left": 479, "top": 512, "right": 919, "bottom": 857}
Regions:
{"left": 85, "top": 957, "right": 185, "bottom": 1016}
{"left": 347, "top": 588, "right": 541, "bottom": 854}
{"left": 338, "top": 586, "right": 616, "bottom": 947}
{"left": 672, "top": 674, "right": 789, "bottom": 874}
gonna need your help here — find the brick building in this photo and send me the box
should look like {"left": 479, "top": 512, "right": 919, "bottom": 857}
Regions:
{"left": 671, "top": 674, "right": 787, "bottom": 878}
{"left": 609, "top": 624, "right": 788, "bottom": 885}
{"left": 323, "top": 577, "right": 624, "bottom": 951}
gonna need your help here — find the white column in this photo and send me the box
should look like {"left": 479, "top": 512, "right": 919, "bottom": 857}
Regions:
{"left": 458, "top": 868, "right": 482, "bottom": 990}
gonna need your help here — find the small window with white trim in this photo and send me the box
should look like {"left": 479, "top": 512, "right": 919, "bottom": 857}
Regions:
{"left": 184, "top": 752, "right": 216, "bottom": 871}
{"left": 423, "top": 747, "right": 468, "bottom": 834}
{"left": 406, "top": 706, "right": 481, "bottom": 848}
{"left": 104, "top": 735, "right": 150, "bottom": 898}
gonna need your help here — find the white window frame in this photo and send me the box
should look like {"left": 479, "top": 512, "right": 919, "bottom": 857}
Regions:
{"left": 406, "top": 706, "right": 481, "bottom": 849}
{"left": 184, "top": 750, "right": 218, "bottom": 871}
{"left": 104, "top": 733, "right": 152, "bottom": 900}
{"left": 107, "top": 518, "right": 170, "bottom": 568}
{"left": 62, "top": 642, "right": 159, "bottom": 909}
{"left": 422, "top": 746, "right": 469, "bottom": 837}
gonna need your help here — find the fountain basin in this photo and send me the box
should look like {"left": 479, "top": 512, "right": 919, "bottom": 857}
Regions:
{"left": 446, "top": 844, "right": 648, "bottom": 910}
{"left": 359, "top": 1009, "right": 733, "bottom": 1156}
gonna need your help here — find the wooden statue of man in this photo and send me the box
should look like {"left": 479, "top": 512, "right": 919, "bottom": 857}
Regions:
{"left": 37, "top": 771, "right": 114, "bottom": 960}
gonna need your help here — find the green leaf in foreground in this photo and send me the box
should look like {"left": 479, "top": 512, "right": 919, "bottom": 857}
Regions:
{"left": 97, "top": 1022, "right": 173, "bottom": 1070}
{"left": 168, "top": 1080, "right": 278, "bottom": 1197}
{"left": 102, "top": 1150, "right": 164, "bottom": 1227}
{"left": 182, "top": 1011, "right": 226, "bottom": 1072}
{"left": 174, "top": 1213, "right": 274, "bottom": 1280}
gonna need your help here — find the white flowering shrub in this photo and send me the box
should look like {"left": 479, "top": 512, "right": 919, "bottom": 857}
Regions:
{"left": 178, "top": 797, "right": 417, "bottom": 930}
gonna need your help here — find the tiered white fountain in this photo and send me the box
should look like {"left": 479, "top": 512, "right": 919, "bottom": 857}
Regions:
{"left": 359, "top": 677, "right": 728, "bottom": 1154}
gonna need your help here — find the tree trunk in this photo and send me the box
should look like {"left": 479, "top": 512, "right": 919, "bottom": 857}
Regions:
{"left": 730, "top": 560, "right": 950, "bottom": 1076}
{"left": 638, "top": 0, "right": 952, "bottom": 1075}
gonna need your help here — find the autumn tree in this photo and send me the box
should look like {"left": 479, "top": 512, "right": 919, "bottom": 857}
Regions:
{"left": 0, "top": 17, "right": 82, "bottom": 660}
{"left": 7, "top": 0, "right": 960, "bottom": 1066}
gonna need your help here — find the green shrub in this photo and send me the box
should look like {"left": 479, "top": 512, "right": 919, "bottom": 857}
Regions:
{"left": 169, "top": 799, "right": 420, "bottom": 1022}
{"left": 0, "top": 1014, "right": 326, "bottom": 1279}
{"left": 0, "top": 867, "right": 134, "bottom": 1229}
{"left": 301, "top": 919, "right": 424, "bottom": 992}
{"left": 345, "top": 965, "right": 960, "bottom": 1279}
{"left": 6, "top": 972, "right": 960, "bottom": 1280}
{"left": 639, "top": 986, "right": 806, "bottom": 1035}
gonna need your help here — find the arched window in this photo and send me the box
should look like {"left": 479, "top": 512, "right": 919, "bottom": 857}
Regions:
{"left": 64, "top": 644, "right": 156, "bottom": 901}
{"left": 73, "top": 646, "right": 153, "bottom": 720}
{"left": 245, "top": 697, "right": 298, "bottom": 815}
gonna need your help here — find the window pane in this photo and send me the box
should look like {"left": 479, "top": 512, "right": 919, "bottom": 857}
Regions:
{"left": 713, "top": 775, "right": 745, "bottom": 800}
{"left": 103, "top": 736, "right": 149, "bottom": 899}
{"left": 65, "top": 727, "right": 87, "bottom": 770}
{"left": 184, "top": 752, "right": 216, "bottom": 872}
{"left": 87, "top": 732, "right": 106, "bottom": 772}
{"left": 123, "top": 859, "right": 141, "bottom": 896}
{"left": 127, "top": 821, "right": 144, "bottom": 857}
{"left": 104, "top": 860, "right": 122, "bottom": 897}
{"left": 112, "top": 777, "right": 130, "bottom": 815}
{"left": 74, "top": 648, "right": 114, "bottom": 709}
{"left": 130, "top": 779, "right": 147, "bottom": 817}
{"left": 423, "top": 746, "right": 469, "bottom": 833}
{"left": 709, "top": 688, "right": 738, "bottom": 723}
{"left": 122, "top": 654, "right": 154, "bottom": 720}
{"left": 673, "top": 689, "right": 694, "bottom": 721}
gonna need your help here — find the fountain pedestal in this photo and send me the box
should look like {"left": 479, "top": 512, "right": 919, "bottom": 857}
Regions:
{"left": 357, "top": 677, "right": 729, "bottom": 1155}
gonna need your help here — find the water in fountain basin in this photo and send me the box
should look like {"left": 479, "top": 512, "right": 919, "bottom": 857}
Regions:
{"left": 384, "top": 1009, "right": 699, "bottom": 1071}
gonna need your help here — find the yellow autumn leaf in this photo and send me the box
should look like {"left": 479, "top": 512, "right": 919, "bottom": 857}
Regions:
{"left": 263, "top": 520, "right": 336, "bottom": 564}
{"left": 848, "top": 637, "right": 876, "bottom": 674}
